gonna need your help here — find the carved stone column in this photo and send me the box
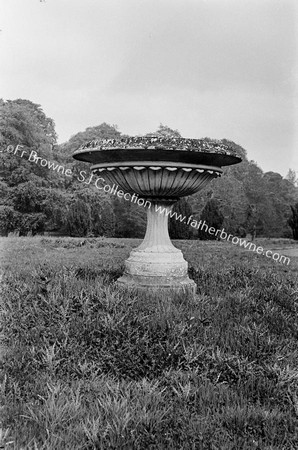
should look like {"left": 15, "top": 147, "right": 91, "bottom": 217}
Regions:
{"left": 117, "top": 198, "right": 196, "bottom": 293}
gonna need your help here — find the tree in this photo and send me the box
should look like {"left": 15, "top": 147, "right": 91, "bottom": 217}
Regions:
{"left": 198, "top": 199, "right": 224, "bottom": 240}
{"left": 213, "top": 175, "right": 248, "bottom": 234}
{"left": 66, "top": 199, "right": 91, "bottom": 237}
{"left": 262, "top": 171, "right": 296, "bottom": 237}
{"left": 8, "top": 181, "right": 67, "bottom": 235}
{"left": 0, "top": 99, "right": 56, "bottom": 148}
{"left": 2, "top": 104, "right": 297, "bottom": 240}
{"left": 18, "top": 213, "right": 47, "bottom": 236}
{"left": 10, "top": 181, "right": 47, "bottom": 213}
{"left": 72, "top": 185, "right": 116, "bottom": 237}
{"left": 55, "top": 123, "right": 121, "bottom": 191}
{"left": 221, "top": 139, "right": 248, "bottom": 161}
{"left": 169, "top": 198, "right": 193, "bottom": 239}
{"left": 0, "top": 108, "right": 122, "bottom": 236}
{"left": 56, "top": 123, "right": 121, "bottom": 159}
{"left": 0, "top": 98, "right": 62, "bottom": 235}
{"left": 113, "top": 198, "right": 146, "bottom": 238}
{"left": 244, "top": 204, "right": 258, "bottom": 237}
{"left": 288, "top": 203, "right": 298, "bottom": 240}
{"left": 145, "top": 123, "right": 182, "bottom": 138}
{"left": 0, "top": 206, "right": 20, "bottom": 236}
{"left": 0, "top": 99, "right": 57, "bottom": 184}
{"left": 285, "top": 169, "right": 298, "bottom": 187}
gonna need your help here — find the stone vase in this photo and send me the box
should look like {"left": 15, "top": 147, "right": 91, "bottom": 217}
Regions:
{"left": 73, "top": 142, "right": 241, "bottom": 294}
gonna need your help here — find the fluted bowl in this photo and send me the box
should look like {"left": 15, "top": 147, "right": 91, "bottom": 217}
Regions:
{"left": 73, "top": 138, "right": 241, "bottom": 198}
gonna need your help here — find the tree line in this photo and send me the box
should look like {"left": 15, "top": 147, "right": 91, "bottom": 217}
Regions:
{"left": 0, "top": 98, "right": 298, "bottom": 240}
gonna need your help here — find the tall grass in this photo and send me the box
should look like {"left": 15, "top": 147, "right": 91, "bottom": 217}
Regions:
{"left": 0, "top": 237, "right": 298, "bottom": 449}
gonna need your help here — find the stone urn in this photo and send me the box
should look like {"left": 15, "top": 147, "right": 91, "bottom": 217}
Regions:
{"left": 73, "top": 136, "right": 241, "bottom": 294}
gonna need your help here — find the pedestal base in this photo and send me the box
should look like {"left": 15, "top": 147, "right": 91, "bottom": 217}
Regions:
{"left": 116, "top": 198, "right": 196, "bottom": 297}
{"left": 116, "top": 274, "right": 196, "bottom": 295}
{"left": 117, "top": 245, "right": 196, "bottom": 296}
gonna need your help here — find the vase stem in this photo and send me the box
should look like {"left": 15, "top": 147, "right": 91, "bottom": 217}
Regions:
{"left": 137, "top": 199, "right": 178, "bottom": 252}
{"left": 116, "top": 198, "right": 196, "bottom": 294}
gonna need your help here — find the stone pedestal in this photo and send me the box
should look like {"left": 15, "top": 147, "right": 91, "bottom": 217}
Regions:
{"left": 73, "top": 137, "right": 242, "bottom": 297}
{"left": 117, "top": 199, "right": 196, "bottom": 294}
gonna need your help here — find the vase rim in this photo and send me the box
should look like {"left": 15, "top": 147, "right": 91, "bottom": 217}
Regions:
{"left": 74, "top": 136, "right": 241, "bottom": 158}
{"left": 73, "top": 148, "right": 241, "bottom": 167}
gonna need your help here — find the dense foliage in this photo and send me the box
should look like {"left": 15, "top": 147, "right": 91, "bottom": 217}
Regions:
{"left": 0, "top": 99, "right": 297, "bottom": 238}
{"left": 1, "top": 237, "right": 298, "bottom": 448}
{"left": 169, "top": 198, "right": 193, "bottom": 239}
{"left": 198, "top": 199, "right": 224, "bottom": 240}
{"left": 288, "top": 203, "right": 298, "bottom": 240}
{"left": 0, "top": 100, "right": 116, "bottom": 237}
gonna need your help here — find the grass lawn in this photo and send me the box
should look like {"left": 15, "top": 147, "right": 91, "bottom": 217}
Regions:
{"left": 0, "top": 236, "right": 298, "bottom": 449}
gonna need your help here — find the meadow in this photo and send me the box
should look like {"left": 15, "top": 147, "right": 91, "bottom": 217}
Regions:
{"left": 0, "top": 236, "right": 298, "bottom": 449}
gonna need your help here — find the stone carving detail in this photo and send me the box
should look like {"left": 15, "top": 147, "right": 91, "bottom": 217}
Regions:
{"left": 73, "top": 137, "right": 242, "bottom": 294}
{"left": 93, "top": 166, "right": 220, "bottom": 198}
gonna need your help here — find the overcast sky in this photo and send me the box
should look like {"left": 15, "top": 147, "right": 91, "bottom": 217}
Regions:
{"left": 1, "top": 0, "right": 297, "bottom": 176}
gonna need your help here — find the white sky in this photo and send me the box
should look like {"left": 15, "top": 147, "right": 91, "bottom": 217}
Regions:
{"left": 0, "top": 0, "right": 297, "bottom": 176}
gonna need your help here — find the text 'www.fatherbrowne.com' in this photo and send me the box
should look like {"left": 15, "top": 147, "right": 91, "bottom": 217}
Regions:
{"left": 155, "top": 203, "right": 291, "bottom": 266}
